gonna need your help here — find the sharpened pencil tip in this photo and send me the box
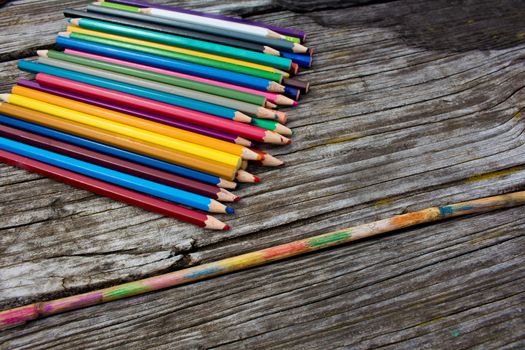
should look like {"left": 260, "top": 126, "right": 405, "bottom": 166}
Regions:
{"left": 226, "top": 207, "right": 235, "bottom": 214}
{"left": 253, "top": 176, "right": 261, "bottom": 183}
{"left": 0, "top": 94, "right": 9, "bottom": 102}
{"left": 234, "top": 196, "right": 241, "bottom": 202}
{"left": 223, "top": 225, "right": 231, "bottom": 231}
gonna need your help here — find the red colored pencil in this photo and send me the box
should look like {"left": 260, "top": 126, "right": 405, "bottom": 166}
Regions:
{"left": 35, "top": 73, "right": 290, "bottom": 145}
{"left": 0, "top": 123, "right": 239, "bottom": 202}
{"left": 0, "top": 149, "right": 229, "bottom": 230}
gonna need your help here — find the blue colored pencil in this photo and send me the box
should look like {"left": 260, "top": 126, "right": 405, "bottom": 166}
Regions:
{"left": 17, "top": 60, "right": 248, "bottom": 122}
{"left": 55, "top": 35, "right": 285, "bottom": 93}
{"left": 284, "top": 85, "right": 300, "bottom": 100}
{"left": 0, "top": 114, "right": 234, "bottom": 188}
{"left": 281, "top": 52, "right": 312, "bottom": 68}
{"left": 0, "top": 137, "right": 233, "bottom": 213}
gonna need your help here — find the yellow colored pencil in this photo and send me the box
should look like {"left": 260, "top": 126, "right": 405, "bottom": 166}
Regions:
{"left": 0, "top": 93, "right": 241, "bottom": 168}
{"left": 11, "top": 85, "right": 261, "bottom": 161}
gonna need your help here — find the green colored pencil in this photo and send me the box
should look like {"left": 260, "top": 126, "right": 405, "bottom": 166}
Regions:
{"left": 251, "top": 118, "right": 292, "bottom": 136}
{"left": 70, "top": 18, "right": 293, "bottom": 71}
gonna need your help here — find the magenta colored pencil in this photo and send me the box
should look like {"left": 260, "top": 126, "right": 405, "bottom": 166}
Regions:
{"left": 64, "top": 49, "right": 297, "bottom": 107}
{"left": 108, "top": 0, "right": 306, "bottom": 42}
{"left": 16, "top": 79, "right": 252, "bottom": 147}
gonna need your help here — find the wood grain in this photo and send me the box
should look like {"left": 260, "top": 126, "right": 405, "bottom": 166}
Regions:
{"left": 0, "top": 0, "right": 524, "bottom": 348}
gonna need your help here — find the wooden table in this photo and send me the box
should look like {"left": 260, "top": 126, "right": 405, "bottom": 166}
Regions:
{"left": 1, "top": 0, "right": 524, "bottom": 348}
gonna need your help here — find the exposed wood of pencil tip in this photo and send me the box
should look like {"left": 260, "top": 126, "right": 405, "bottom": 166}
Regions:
{"left": 256, "top": 107, "right": 279, "bottom": 120}
{"left": 267, "top": 30, "right": 285, "bottom": 40}
{"left": 217, "top": 178, "right": 237, "bottom": 189}
{"left": 262, "top": 130, "right": 291, "bottom": 144}
{"left": 234, "top": 136, "right": 252, "bottom": 147}
{"left": 236, "top": 169, "right": 260, "bottom": 183}
{"left": 36, "top": 50, "right": 49, "bottom": 58}
{"left": 267, "top": 81, "right": 285, "bottom": 93}
{"left": 276, "top": 111, "right": 287, "bottom": 124}
{"left": 260, "top": 153, "right": 284, "bottom": 166}
{"left": 217, "top": 188, "right": 239, "bottom": 202}
{"left": 241, "top": 147, "right": 262, "bottom": 161}
{"left": 265, "top": 101, "right": 277, "bottom": 109}
{"left": 263, "top": 46, "right": 280, "bottom": 56}
{"left": 208, "top": 199, "right": 233, "bottom": 214}
{"left": 232, "top": 112, "right": 252, "bottom": 123}
{"left": 204, "top": 215, "right": 229, "bottom": 230}
{"left": 292, "top": 43, "right": 309, "bottom": 53}
{"left": 274, "top": 94, "right": 296, "bottom": 106}
{"left": 274, "top": 122, "right": 292, "bottom": 136}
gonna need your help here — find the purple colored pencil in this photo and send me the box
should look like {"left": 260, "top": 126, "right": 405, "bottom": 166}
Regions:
{"left": 109, "top": 0, "right": 306, "bottom": 42}
{"left": 16, "top": 80, "right": 252, "bottom": 147}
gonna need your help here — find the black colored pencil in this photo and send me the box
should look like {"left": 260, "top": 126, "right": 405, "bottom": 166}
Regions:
{"left": 282, "top": 77, "right": 310, "bottom": 93}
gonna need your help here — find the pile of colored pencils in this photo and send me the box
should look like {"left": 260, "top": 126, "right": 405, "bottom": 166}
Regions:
{"left": 0, "top": 1, "right": 312, "bottom": 230}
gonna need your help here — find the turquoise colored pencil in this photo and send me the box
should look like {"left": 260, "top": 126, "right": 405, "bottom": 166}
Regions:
{"left": 1, "top": 191, "right": 523, "bottom": 329}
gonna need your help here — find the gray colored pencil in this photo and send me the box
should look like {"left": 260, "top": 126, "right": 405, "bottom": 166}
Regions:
{"left": 36, "top": 57, "right": 279, "bottom": 120}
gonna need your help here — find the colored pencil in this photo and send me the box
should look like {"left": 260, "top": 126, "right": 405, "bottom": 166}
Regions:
{"left": 64, "top": 8, "right": 280, "bottom": 56}
{"left": 0, "top": 149, "right": 229, "bottom": 229}
{"left": 0, "top": 103, "right": 240, "bottom": 180}
{"left": 0, "top": 123, "right": 238, "bottom": 202}
{"left": 19, "top": 59, "right": 251, "bottom": 123}
{"left": 0, "top": 137, "right": 234, "bottom": 213}
{"left": 2, "top": 190, "right": 523, "bottom": 329}
{"left": 135, "top": 6, "right": 301, "bottom": 45}
{"left": 106, "top": 0, "right": 307, "bottom": 42}
{"left": 130, "top": 4, "right": 289, "bottom": 41}
{"left": 0, "top": 113, "right": 236, "bottom": 189}
{"left": 44, "top": 49, "right": 267, "bottom": 107}
{"left": 55, "top": 35, "right": 286, "bottom": 92}
{"left": 252, "top": 149, "right": 284, "bottom": 167}
{"left": 67, "top": 24, "right": 291, "bottom": 78}
{"left": 69, "top": 17, "right": 293, "bottom": 71}
{"left": 64, "top": 49, "right": 296, "bottom": 106}
{"left": 11, "top": 85, "right": 261, "bottom": 161}
{"left": 251, "top": 118, "right": 293, "bottom": 136}
{"left": 32, "top": 73, "right": 291, "bottom": 144}
{"left": 64, "top": 27, "right": 287, "bottom": 82}
{"left": 16, "top": 79, "right": 252, "bottom": 147}
{"left": 37, "top": 52, "right": 279, "bottom": 120}
{"left": 282, "top": 77, "right": 310, "bottom": 93}
{"left": 89, "top": 2, "right": 305, "bottom": 50}
{"left": 281, "top": 51, "right": 313, "bottom": 68}
{"left": 1, "top": 93, "right": 242, "bottom": 169}
{"left": 283, "top": 85, "right": 301, "bottom": 101}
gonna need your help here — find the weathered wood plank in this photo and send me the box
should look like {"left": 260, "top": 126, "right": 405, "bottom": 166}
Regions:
{"left": 0, "top": 0, "right": 524, "bottom": 347}
{"left": 0, "top": 208, "right": 523, "bottom": 349}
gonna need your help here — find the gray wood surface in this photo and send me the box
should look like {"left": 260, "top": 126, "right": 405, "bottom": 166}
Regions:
{"left": 0, "top": 0, "right": 524, "bottom": 348}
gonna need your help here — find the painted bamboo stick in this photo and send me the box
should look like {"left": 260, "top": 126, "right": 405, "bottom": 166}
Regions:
{"left": 1, "top": 191, "right": 523, "bottom": 329}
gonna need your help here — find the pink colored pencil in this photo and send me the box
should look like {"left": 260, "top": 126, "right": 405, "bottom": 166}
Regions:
{"left": 64, "top": 49, "right": 298, "bottom": 107}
